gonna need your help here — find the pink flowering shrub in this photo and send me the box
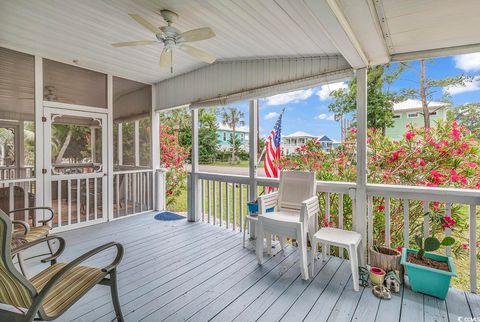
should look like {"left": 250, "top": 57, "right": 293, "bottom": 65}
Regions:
{"left": 368, "top": 121, "right": 480, "bottom": 189}
{"left": 160, "top": 125, "right": 190, "bottom": 206}
{"left": 277, "top": 120, "right": 479, "bottom": 262}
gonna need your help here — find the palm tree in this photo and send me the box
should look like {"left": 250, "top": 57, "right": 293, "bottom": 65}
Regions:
{"left": 164, "top": 109, "right": 190, "bottom": 143}
{"left": 221, "top": 107, "right": 245, "bottom": 163}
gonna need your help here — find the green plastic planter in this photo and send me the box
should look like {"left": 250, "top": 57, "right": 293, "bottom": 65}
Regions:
{"left": 401, "top": 248, "right": 456, "bottom": 300}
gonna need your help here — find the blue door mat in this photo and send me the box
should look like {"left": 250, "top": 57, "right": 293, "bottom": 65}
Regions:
{"left": 154, "top": 211, "right": 186, "bottom": 221}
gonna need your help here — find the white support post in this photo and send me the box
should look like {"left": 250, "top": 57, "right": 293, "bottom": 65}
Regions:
{"left": 151, "top": 87, "right": 164, "bottom": 211}
{"left": 188, "top": 108, "right": 200, "bottom": 222}
{"left": 134, "top": 120, "right": 140, "bottom": 167}
{"left": 355, "top": 68, "right": 368, "bottom": 260}
{"left": 249, "top": 99, "right": 259, "bottom": 235}
{"left": 34, "top": 56, "right": 44, "bottom": 223}
{"left": 248, "top": 99, "right": 259, "bottom": 201}
{"left": 107, "top": 74, "right": 114, "bottom": 221}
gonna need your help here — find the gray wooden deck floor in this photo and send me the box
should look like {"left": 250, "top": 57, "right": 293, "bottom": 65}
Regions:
{"left": 21, "top": 212, "right": 479, "bottom": 322}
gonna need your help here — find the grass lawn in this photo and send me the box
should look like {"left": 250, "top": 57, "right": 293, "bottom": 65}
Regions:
{"left": 167, "top": 180, "right": 272, "bottom": 229}
{"left": 167, "top": 187, "right": 187, "bottom": 213}
{"left": 449, "top": 204, "right": 480, "bottom": 291}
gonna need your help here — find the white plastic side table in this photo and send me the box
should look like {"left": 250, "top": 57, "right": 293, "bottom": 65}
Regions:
{"left": 311, "top": 228, "right": 364, "bottom": 291}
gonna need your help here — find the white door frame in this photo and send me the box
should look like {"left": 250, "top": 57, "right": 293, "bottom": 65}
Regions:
{"left": 43, "top": 105, "right": 108, "bottom": 232}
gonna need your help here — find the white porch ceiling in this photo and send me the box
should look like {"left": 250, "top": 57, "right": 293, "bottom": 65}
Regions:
{"left": 381, "top": 0, "right": 480, "bottom": 56}
{"left": 0, "top": 0, "right": 346, "bottom": 84}
{"left": 2, "top": 0, "right": 480, "bottom": 110}
{"left": 336, "top": 0, "right": 480, "bottom": 64}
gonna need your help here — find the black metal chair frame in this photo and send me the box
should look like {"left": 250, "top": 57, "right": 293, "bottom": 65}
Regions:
{"left": 0, "top": 210, "right": 124, "bottom": 322}
{"left": 9, "top": 207, "right": 55, "bottom": 276}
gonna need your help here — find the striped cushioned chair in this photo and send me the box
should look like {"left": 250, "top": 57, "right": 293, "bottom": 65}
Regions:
{"left": 10, "top": 207, "right": 55, "bottom": 276}
{"left": 0, "top": 210, "right": 124, "bottom": 322}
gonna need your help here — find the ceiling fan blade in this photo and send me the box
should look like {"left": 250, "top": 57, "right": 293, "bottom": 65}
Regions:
{"left": 160, "top": 49, "right": 171, "bottom": 68}
{"left": 128, "top": 14, "right": 160, "bottom": 34}
{"left": 112, "top": 40, "right": 155, "bottom": 47}
{"left": 180, "top": 27, "right": 215, "bottom": 42}
{"left": 179, "top": 44, "right": 216, "bottom": 64}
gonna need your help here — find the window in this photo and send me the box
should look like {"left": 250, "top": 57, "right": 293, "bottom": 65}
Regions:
{"left": 407, "top": 112, "right": 418, "bottom": 118}
{"left": 393, "top": 114, "right": 401, "bottom": 119}
{"left": 0, "top": 47, "right": 36, "bottom": 217}
{"left": 0, "top": 47, "right": 35, "bottom": 180}
{"left": 112, "top": 77, "right": 152, "bottom": 168}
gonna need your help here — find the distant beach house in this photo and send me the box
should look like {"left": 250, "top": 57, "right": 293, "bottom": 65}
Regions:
{"left": 386, "top": 99, "right": 451, "bottom": 139}
{"left": 282, "top": 131, "right": 336, "bottom": 154}
{"left": 217, "top": 124, "right": 249, "bottom": 151}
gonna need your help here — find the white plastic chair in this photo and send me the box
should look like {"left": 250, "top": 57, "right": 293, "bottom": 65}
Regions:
{"left": 256, "top": 171, "right": 318, "bottom": 280}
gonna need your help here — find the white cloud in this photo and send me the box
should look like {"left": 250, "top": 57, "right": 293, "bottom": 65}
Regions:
{"left": 444, "top": 76, "right": 480, "bottom": 96}
{"left": 264, "top": 112, "right": 279, "bottom": 120}
{"left": 316, "top": 113, "right": 335, "bottom": 121}
{"left": 265, "top": 89, "right": 314, "bottom": 106}
{"left": 454, "top": 53, "right": 480, "bottom": 72}
{"left": 317, "top": 82, "right": 347, "bottom": 100}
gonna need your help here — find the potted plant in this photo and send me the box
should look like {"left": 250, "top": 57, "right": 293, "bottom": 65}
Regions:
{"left": 401, "top": 213, "right": 456, "bottom": 300}
{"left": 369, "top": 245, "right": 403, "bottom": 281}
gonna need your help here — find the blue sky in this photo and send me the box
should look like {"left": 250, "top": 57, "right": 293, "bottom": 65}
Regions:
{"left": 218, "top": 53, "right": 480, "bottom": 141}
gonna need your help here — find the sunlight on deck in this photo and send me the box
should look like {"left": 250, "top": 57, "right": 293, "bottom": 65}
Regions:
{"left": 18, "top": 213, "right": 480, "bottom": 322}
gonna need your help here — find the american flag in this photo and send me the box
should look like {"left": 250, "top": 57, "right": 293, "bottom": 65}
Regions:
{"left": 264, "top": 109, "right": 284, "bottom": 179}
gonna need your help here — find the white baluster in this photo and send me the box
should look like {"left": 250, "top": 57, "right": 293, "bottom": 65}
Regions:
{"left": 403, "top": 199, "right": 409, "bottom": 248}
{"left": 385, "top": 197, "right": 390, "bottom": 248}
{"left": 67, "top": 179, "right": 71, "bottom": 225}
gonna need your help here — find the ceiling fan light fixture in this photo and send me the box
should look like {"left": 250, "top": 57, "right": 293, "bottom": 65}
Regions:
{"left": 112, "top": 10, "right": 216, "bottom": 69}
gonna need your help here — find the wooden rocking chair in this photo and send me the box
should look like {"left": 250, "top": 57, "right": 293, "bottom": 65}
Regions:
{"left": 0, "top": 210, "right": 124, "bottom": 322}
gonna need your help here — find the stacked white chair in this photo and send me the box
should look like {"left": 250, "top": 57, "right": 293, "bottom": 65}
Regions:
{"left": 256, "top": 171, "right": 318, "bottom": 280}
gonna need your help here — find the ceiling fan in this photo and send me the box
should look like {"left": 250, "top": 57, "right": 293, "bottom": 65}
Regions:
{"left": 112, "top": 10, "right": 216, "bottom": 73}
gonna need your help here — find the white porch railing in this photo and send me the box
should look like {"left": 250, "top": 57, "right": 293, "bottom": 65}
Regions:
{"left": 113, "top": 168, "right": 154, "bottom": 219}
{"left": 51, "top": 173, "right": 105, "bottom": 229}
{"left": 0, "top": 166, "right": 35, "bottom": 180}
{"left": 197, "top": 172, "right": 250, "bottom": 230}
{"left": 190, "top": 173, "right": 479, "bottom": 293}
{"left": 0, "top": 177, "right": 36, "bottom": 221}
{"left": 366, "top": 184, "right": 479, "bottom": 293}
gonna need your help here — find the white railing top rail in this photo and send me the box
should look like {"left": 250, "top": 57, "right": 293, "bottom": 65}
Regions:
{"left": 195, "top": 172, "right": 480, "bottom": 205}
{"left": 196, "top": 172, "right": 250, "bottom": 185}
{"left": 0, "top": 177, "right": 36, "bottom": 184}
{"left": 367, "top": 183, "right": 480, "bottom": 205}
{"left": 51, "top": 172, "right": 104, "bottom": 181}
{"left": 113, "top": 168, "right": 153, "bottom": 175}
{"left": 0, "top": 165, "right": 34, "bottom": 169}
{"left": 257, "top": 176, "right": 356, "bottom": 194}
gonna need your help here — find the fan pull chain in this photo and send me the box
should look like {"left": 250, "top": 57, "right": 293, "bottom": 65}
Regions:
{"left": 170, "top": 50, "right": 173, "bottom": 74}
